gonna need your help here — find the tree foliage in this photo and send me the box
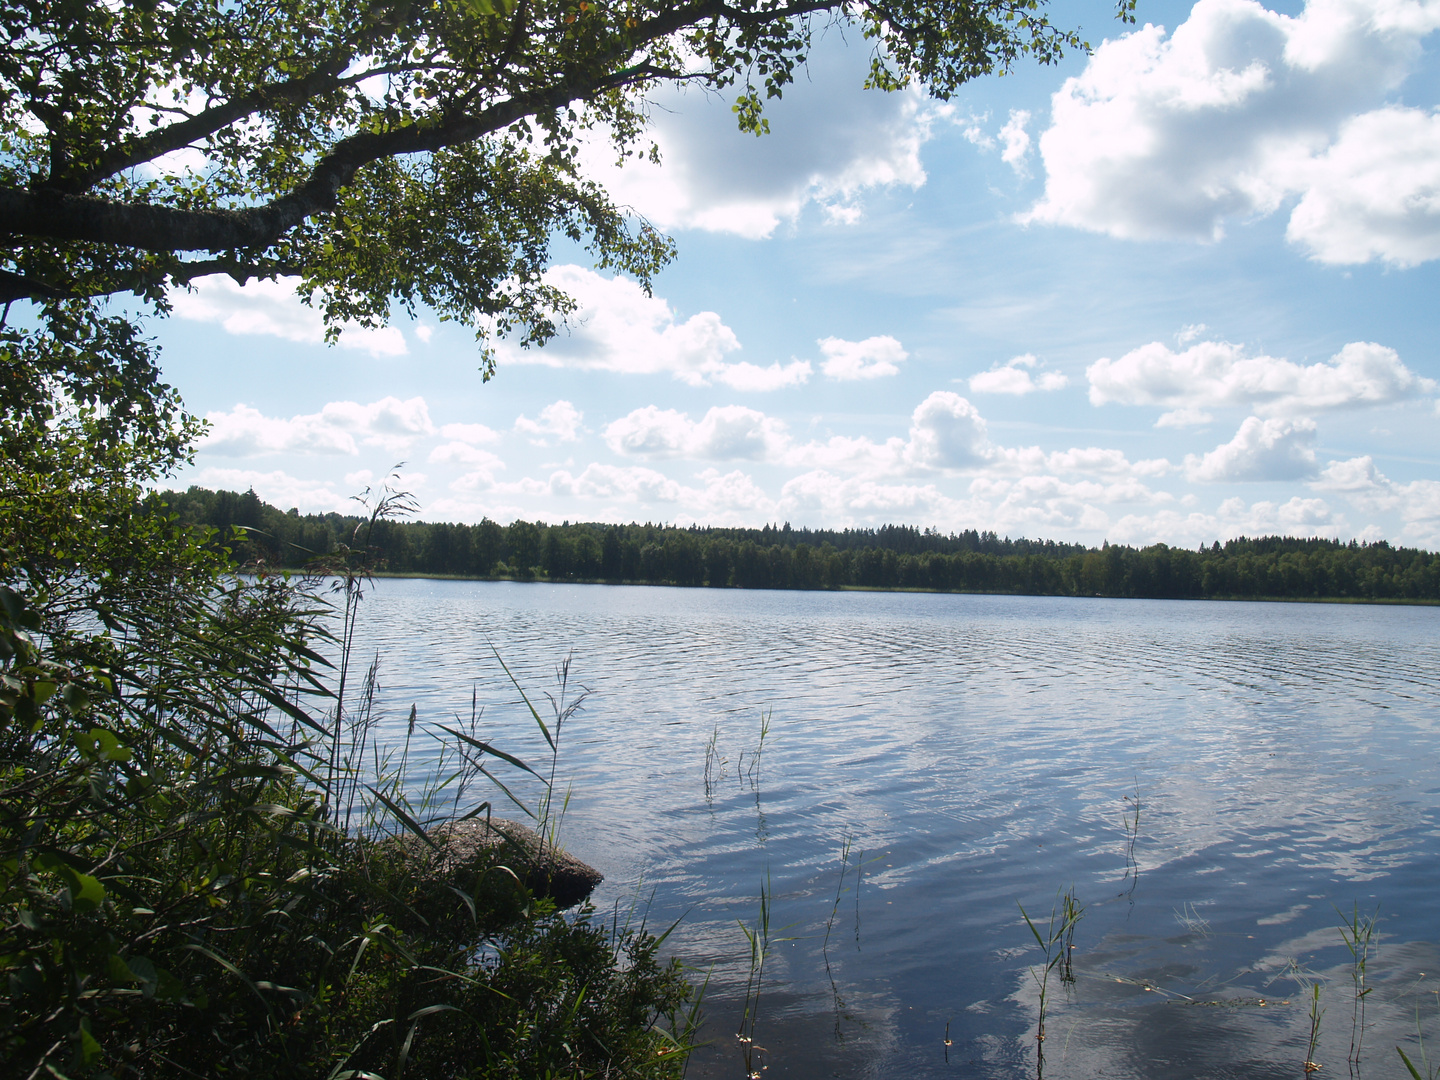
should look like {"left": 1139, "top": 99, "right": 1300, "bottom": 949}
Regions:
{"left": 3, "top": 0, "right": 1130, "bottom": 367}
{"left": 167, "top": 487, "right": 1440, "bottom": 602}
{"left": 0, "top": 220, "right": 693, "bottom": 1080}
{"left": 1, "top": 405, "right": 695, "bottom": 1077}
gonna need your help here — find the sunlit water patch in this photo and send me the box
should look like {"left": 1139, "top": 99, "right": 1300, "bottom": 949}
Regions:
{"left": 340, "top": 580, "right": 1440, "bottom": 1079}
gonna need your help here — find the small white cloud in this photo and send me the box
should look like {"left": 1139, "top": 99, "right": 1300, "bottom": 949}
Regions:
{"left": 969, "top": 354, "right": 1069, "bottom": 395}
{"left": 1043, "top": 446, "right": 1171, "bottom": 477}
{"left": 1088, "top": 339, "right": 1435, "bottom": 415}
{"left": 819, "top": 335, "right": 907, "bottom": 381}
{"left": 201, "top": 396, "right": 434, "bottom": 457}
{"left": 548, "top": 463, "right": 684, "bottom": 503}
{"left": 1108, "top": 496, "right": 1343, "bottom": 546}
{"left": 904, "top": 392, "right": 993, "bottom": 469}
{"left": 1185, "top": 416, "right": 1318, "bottom": 482}
{"left": 961, "top": 112, "right": 996, "bottom": 150}
{"left": 428, "top": 442, "right": 505, "bottom": 472}
{"left": 605, "top": 404, "right": 790, "bottom": 462}
{"left": 1178, "top": 323, "right": 1208, "bottom": 345}
{"left": 171, "top": 276, "right": 408, "bottom": 357}
{"left": 320, "top": 397, "right": 436, "bottom": 451}
{"left": 999, "top": 110, "right": 1032, "bottom": 174}
{"left": 1313, "top": 457, "right": 1440, "bottom": 545}
{"left": 202, "top": 404, "right": 357, "bottom": 456}
{"left": 515, "top": 400, "right": 584, "bottom": 445}
{"left": 1314, "top": 454, "right": 1389, "bottom": 494}
{"left": 785, "top": 432, "right": 910, "bottom": 476}
{"left": 499, "top": 266, "right": 803, "bottom": 389}
{"left": 414, "top": 323, "right": 434, "bottom": 344}
{"left": 711, "top": 360, "right": 813, "bottom": 392}
{"left": 684, "top": 469, "right": 781, "bottom": 524}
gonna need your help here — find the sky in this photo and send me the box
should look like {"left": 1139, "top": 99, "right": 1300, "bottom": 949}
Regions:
{"left": 151, "top": 0, "right": 1440, "bottom": 549}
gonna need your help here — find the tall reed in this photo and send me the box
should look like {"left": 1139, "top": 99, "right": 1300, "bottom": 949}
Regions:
{"left": 737, "top": 875, "right": 776, "bottom": 1080}
{"left": 823, "top": 834, "right": 855, "bottom": 1040}
{"left": 1121, "top": 779, "right": 1141, "bottom": 887}
{"left": 1019, "top": 886, "right": 1085, "bottom": 1076}
{"left": 1337, "top": 902, "right": 1379, "bottom": 1065}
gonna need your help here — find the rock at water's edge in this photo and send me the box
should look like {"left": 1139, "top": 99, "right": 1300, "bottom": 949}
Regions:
{"left": 426, "top": 818, "right": 603, "bottom": 910}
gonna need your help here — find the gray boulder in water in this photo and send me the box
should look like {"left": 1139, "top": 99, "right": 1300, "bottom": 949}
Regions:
{"left": 424, "top": 818, "right": 603, "bottom": 910}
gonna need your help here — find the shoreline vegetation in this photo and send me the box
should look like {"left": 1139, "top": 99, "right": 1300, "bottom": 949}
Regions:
{"left": 167, "top": 485, "right": 1440, "bottom": 606}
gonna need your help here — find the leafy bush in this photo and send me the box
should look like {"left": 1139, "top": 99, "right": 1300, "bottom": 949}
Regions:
{"left": 0, "top": 317, "right": 695, "bottom": 1079}
{"left": 0, "top": 556, "right": 695, "bottom": 1079}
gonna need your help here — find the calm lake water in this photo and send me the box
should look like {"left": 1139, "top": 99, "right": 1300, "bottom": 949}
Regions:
{"left": 343, "top": 579, "right": 1440, "bottom": 1079}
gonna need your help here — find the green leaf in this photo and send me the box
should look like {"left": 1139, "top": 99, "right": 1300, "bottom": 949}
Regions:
{"left": 490, "top": 646, "right": 553, "bottom": 751}
{"left": 78, "top": 727, "right": 131, "bottom": 761}
{"left": 77, "top": 1017, "right": 104, "bottom": 1065}
{"left": 366, "top": 785, "right": 440, "bottom": 850}
{"left": 435, "top": 724, "right": 540, "bottom": 777}
{"left": 69, "top": 871, "right": 106, "bottom": 912}
{"left": 1398, "top": 1046, "right": 1426, "bottom": 1080}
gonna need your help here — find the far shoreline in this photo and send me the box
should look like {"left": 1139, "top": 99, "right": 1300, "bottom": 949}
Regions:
{"left": 293, "top": 570, "right": 1440, "bottom": 608}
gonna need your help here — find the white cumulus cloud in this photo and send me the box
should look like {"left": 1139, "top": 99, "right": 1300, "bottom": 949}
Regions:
{"left": 1287, "top": 105, "right": 1440, "bottom": 265}
{"left": 1024, "top": 0, "right": 1440, "bottom": 265}
{"left": 515, "top": 400, "right": 584, "bottom": 445}
{"left": 604, "top": 405, "right": 791, "bottom": 461}
{"left": 439, "top": 422, "right": 501, "bottom": 444}
{"left": 999, "top": 110, "right": 1033, "bottom": 173}
{"left": 428, "top": 442, "right": 505, "bottom": 472}
{"left": 1088, "top": 339, "right": 1435, "bottom": 416}
{"left": 547, "top": 464, "right": 684, "bottom": 504}
{"left": 1185, "top": 416, "right": 1319, "bottom": 482}
{"left": 201, "top": 396, "right": 435, "bottom": 456}
{"left": 577, "top": 36, "right": 937, "bottom": 238}
{"left": 819, "top": 335, "right": 907, "bottom": 380}
{"left": 186, "top": 468, "right": 355, "bottom": 514}
{"left": 496, "top": 266, "right": 807, "bottom": 389}
{"left": 904, "top": 391, "right": 994, "bottom": 469}
{"left": 1109, "top": 496, "right": 1342, "bottom": 545}
{"left": 171, "top": 276, "right": 409, "bottom": 357}
{"left": 969, "top": 353, "right": 1069, "bottom": 395}
{"left": 1314, "top": 455, "right": 1440, "bottom": 545}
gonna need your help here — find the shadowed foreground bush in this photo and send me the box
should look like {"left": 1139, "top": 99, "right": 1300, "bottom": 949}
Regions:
{"left": 0, "top": 576, "right": 694, "bottom": 1079}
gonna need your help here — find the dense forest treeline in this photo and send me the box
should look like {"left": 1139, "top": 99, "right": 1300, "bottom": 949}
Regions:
{"left": 162, "top": 486, "right": 1440, "bottom": 603}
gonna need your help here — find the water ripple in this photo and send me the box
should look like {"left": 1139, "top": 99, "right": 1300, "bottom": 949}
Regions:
{"left": 341, "top": 581, "right": 1440, "bottom": 1079}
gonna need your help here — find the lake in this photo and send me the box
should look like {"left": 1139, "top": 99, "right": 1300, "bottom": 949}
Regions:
{"left": 341, "top": 578, "right": 1440, "bottom": 1079}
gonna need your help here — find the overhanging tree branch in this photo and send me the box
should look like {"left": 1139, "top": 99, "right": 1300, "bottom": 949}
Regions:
{"left": 2, "top": 61, "right": 680, "bottom": 257}
{"left": 0, "top": 0, "right": 1106, "bottom": 324}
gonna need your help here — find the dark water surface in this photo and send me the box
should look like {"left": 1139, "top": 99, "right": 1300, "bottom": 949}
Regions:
{"left": 345, "top": 580, "right": 1440, "bottom": 1079}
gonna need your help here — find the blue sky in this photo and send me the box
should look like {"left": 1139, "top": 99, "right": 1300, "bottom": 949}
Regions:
{"left": 154, "top": 0, "right": 1440, "bottom": 548}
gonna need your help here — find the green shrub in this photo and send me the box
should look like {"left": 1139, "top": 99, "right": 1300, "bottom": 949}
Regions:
{"left": 0, "top": 317, "right": 696, "bottom": 1079}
